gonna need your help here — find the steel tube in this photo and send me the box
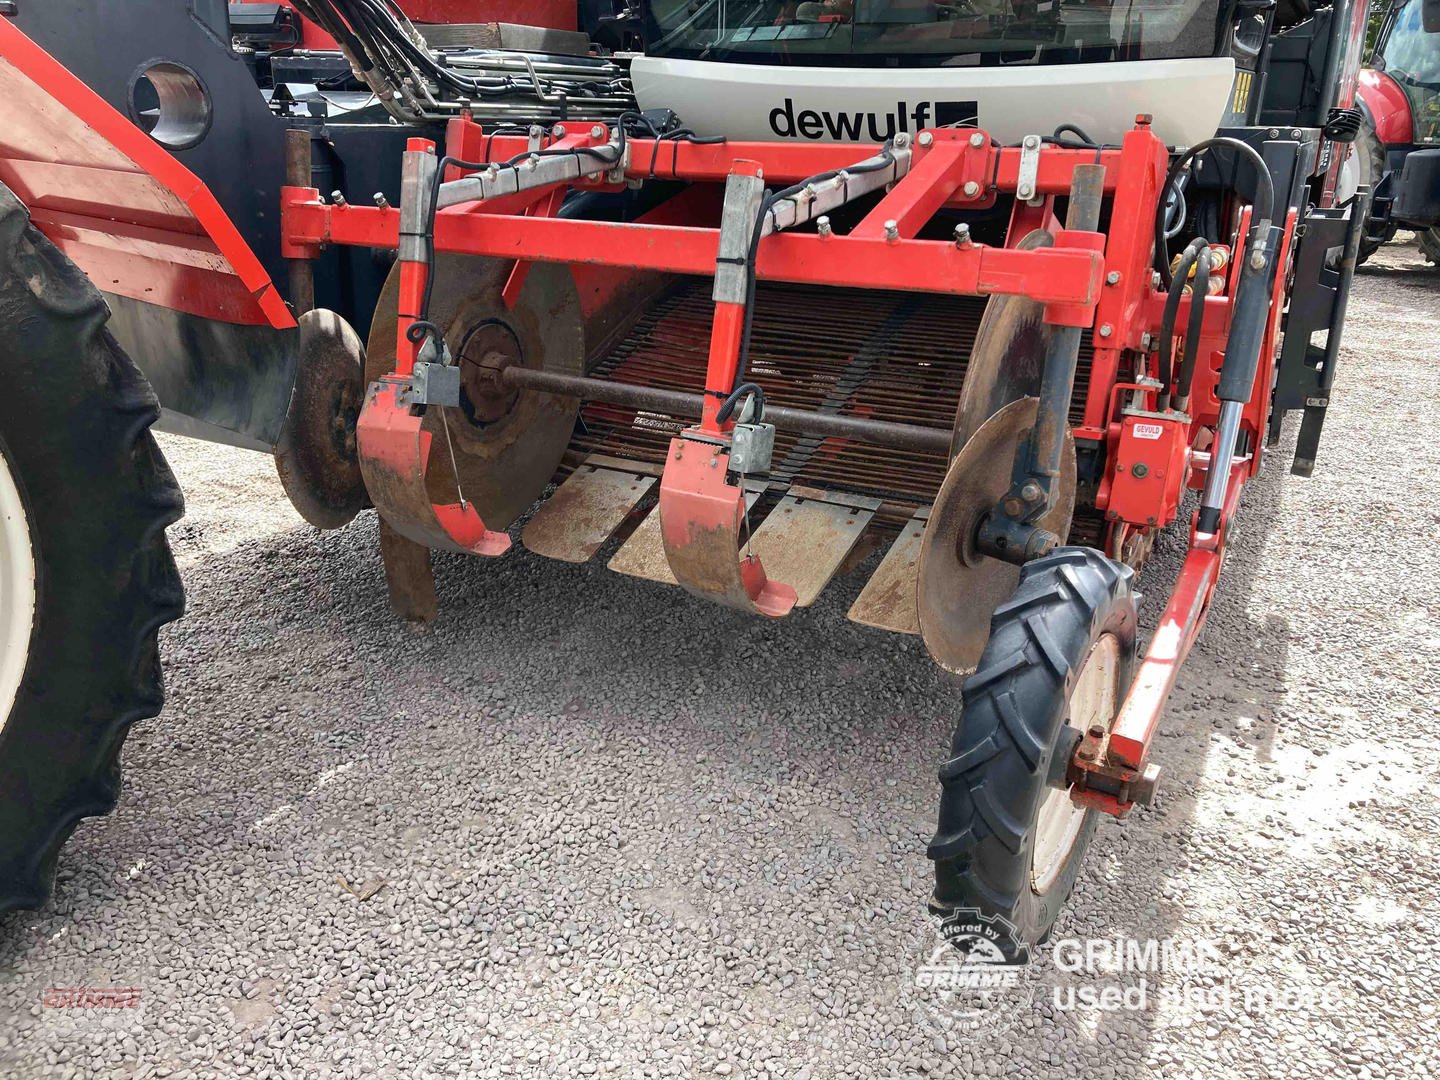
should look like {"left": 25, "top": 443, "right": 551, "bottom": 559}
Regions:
{"left": 500, "top": 367, "right": 952, "bottom": 454}
{"left": 284, "top": 129, "right": 316, "bottom": 316}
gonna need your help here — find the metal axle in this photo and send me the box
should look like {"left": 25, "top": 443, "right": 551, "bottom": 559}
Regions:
{"left": 497, "top": 367, "right": 952, "bottom": 455}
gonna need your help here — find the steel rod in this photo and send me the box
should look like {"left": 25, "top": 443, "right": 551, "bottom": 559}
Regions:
{"left": 500, "top": 367, "right": 952, "bottom": 454}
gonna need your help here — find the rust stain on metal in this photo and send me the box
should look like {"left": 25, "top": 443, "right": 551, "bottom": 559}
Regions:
{"left": 848, "top": 509, "right": 929, "bottom": 634}
{"left": 522, "top": 463, "right": 655, "bottom": 563}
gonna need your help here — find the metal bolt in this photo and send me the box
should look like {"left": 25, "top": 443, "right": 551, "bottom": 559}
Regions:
{"left": 1023, "top": 134, "right": 1041, "bottom": 150}
{"left": 1132, "top": 462, "right": 1149, "bottom": 478}
{"left": 1290, "top": 128, "right": 1302, "bottom": 139}
{"left": 373, "top": 193, "right": 389, "bottom": 209}
{"left": 591, "top": 125, "right": 605, "bottom": 139}
{"left": 1098, "top": 323, "right": 1114, "bottom": 338}
{"left": 1268, "top": 129, "right": 1279, "bottom": 138}
{"left": 1088, "top": 723, "right": 1107, "bottom": 739}
{"left": 1140, "top": 332, "right": 1153, "bottom": 350}
{"left": 953, "top": 222, "right": 972, "bottom": 248}
{"left": 962, "top": 181, "right": 980, "bottom": 198}
{"left": 917, "top": 131, "right": 934, "bottom": 148}
{"left": 883, "top": 220, "right": 900, "bottom": 243}
{"left": 331, "top": 190, "right": 347, "bottom": 207}
{"left": 553, "top": 124, "right": 567, "bottom": 138}
{"left": 1017, "top": 184, "right": 1033, "bottom": 200}
{"left": 1249, "top": 251, "right": 1267, "bottom": 270}
{"left": 1002, "top": 496, "right": 1025, "bottom": 518}
{"left": 1020, "top": 480, "right": 1043, "bottom": 503}
{"left": 1151, "top": 270, "right": 1163, "bottom": 290}
{"left": 893, "top": 133, "right": 910, "bottom": 149}
{"left": 969, "top": 132, "right": 986, "bottom": 148}
{"left": 816, "top": 216, "right": 833, "bottom": 239}
{"left": 1105, "top": 271, "right": 1121, "bottom": 285}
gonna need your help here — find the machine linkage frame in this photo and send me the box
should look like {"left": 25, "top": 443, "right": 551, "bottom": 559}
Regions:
{"left": 281, "top": 115, "right": 1307, "bottom": 817}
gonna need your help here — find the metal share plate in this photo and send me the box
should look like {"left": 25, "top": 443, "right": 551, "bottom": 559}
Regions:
{"left": 746, "top": 485, "right": 883, "bottom": 608}
{"left": 522, "top": 457, "right": 658, "bottom": 563}
{"left": 608, "top": 483, "right": 764, "bottom": 585}
{"left": 846, "top": 506, "right": 931, "bottom": 634}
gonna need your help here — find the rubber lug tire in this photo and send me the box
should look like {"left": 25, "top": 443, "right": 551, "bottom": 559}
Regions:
{"left": 928, "top": 547, "right": 1136, "bottom": 948}
{"left": 0, "top": 183, "right": 184, "bottom": 913}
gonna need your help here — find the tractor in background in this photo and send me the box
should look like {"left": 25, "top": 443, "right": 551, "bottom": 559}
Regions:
{"left": 1355, "top": 0, "right": 1440, "bottom": 260}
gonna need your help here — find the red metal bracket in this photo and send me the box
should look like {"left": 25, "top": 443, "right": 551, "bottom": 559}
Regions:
{"left": 355, "top": 377, "right": 511, "bottom": 557}
{"left": 658, "top": 434, "right": 796, "bottom": 618}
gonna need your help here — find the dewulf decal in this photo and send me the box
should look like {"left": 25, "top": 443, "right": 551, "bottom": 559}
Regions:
{"left": 1133, "top": 423, "right": 1166, "bottom": 440}
{"left": 768, "top": 97, "right": 978, "bottom": 142}
{"left": 630, "top": 56, "right": 1237, "bottom": 147}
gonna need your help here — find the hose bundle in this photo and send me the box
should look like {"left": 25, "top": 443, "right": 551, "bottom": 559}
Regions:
{"left": 288, "top": 0, "right": 633, "bottom": 122}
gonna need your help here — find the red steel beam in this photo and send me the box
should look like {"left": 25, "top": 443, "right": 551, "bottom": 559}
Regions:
{"left": 284, "top": 197, "right": 1105, "bottom": 307}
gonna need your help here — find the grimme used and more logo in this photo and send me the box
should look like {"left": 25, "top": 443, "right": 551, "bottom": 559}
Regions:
{"left": 914, "top": 918, "right": 1350, "bottom": 1030}
{"left": 768, "top": 98, "right": 979, "bottom": 141}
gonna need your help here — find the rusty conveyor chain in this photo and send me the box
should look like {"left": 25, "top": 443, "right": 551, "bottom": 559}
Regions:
{"left": 565, "top": 280, "right": 1092, "bottom": 527}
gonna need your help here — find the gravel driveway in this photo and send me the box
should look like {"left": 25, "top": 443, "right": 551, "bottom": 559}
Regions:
{"left": 2, "top": 240, "right": 1438, "bottom": 1080}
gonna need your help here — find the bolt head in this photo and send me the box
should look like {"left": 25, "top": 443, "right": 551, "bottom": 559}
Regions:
{"left": 553, "top": 125, "right": 567, "bottom": 138}
{"left": 963, "top": 181, "right": 980, "bottom": 197}
{"left": 1098, "top": 324, "right": 1114, "bottom": 338}
{"left": 591, "top": 125, "right": 604, "bottom": 139}
{"left": 1249, "top": 251, "right": 1266, "bottom": 270}
{"left": 1105, "top": 270, "right": 1121, "bottom": 285}
{"left": 1017, "top": 184, "right": 1033, "bottom": 199}
{"left": 969, "top": 132, "right": 986, "bottom": 148}
{"left": 1020, "top": 480, "right": 1043, "bottom": 503}
{"left": 1132, "top": 462, "right": 1149, "bottom": 478}
{"left": 917, "top": 131, "right": 934, "bottom": 147}
{"left": 1088, "top": 723, "right": 1107, "bottom": 739}
{"left": 1002, "top": 496, "right": 1024, "bottom": 518}
{"left": 1023, "top": 135, "right": 1040, "bottom": 149}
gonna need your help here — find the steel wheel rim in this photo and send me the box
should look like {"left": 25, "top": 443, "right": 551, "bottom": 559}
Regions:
{"left": 1030, "top": 632, "right": 1119, "bottom": 894}
{"left": 0, "top": 445, "right": 36, "bottom": 733}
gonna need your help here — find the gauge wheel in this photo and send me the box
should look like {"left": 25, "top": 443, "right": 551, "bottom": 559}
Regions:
{"left": 928, "top": 547, "right": 1137, "bottom": 947}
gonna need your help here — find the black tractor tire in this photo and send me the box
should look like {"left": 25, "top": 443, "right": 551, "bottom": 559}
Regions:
{"left": 0, "top": 184, "right": 184, "bottom": 913}
{"left": 1420, "top": 228, "right": 1440, "bottom": 265}
{"left": 928, "top": 547, "right": 1136, "bottom": 947}
{"left": 1353, "top": 120, "right": 1391, "bottom": 265}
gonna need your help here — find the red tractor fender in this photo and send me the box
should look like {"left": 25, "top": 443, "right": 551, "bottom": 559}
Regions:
{"left": 1357, "top": 68, "right": 1415, "bottom": 147}
{"left": 0, "top": 17, "right": 293, "bottom": 330}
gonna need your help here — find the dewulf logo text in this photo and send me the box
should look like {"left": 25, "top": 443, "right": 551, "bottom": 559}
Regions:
{"left": 769, "top": 97, "right": 978, "bottom": 141}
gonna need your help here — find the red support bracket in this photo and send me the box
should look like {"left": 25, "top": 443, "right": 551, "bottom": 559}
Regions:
{"left": 356, "top": 378, "right": 512, "bottom": 558}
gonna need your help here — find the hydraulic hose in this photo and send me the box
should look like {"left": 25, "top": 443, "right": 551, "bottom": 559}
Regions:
{"left": 1156, "top": 238, "right": 1209, "bottom": 406}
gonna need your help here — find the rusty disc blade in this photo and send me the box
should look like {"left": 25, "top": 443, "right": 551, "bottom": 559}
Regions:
{"left": 274, "top": 309, "right": 369, "bottom": 530}
{"left": 917, "top": 397, "right": 1076, "bottom": 674}
{"left": 949, "top": 229, "right": 1054, "bottom": 459}
{"left": 367, "top": 255, "right": 583, "bottom": 533}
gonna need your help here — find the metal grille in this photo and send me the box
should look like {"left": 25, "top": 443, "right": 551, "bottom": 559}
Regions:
{"left": 568, "top": 279, "right": 1093, "bottom": 524}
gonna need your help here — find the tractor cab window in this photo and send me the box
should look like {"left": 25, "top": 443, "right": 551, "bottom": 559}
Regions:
{"left": 1379, "top": 0, "right": 1440, "bottom": 143}
{"left": 644, "top": 0, "right": 1228, "bottom": 66}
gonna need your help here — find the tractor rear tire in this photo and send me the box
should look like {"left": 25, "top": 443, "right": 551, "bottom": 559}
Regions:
{"left": 0, "top": 184, "right": 184, "bottom": 913}
{"left": 928, "top": 547, "right": 1136, "bottom": 948}
{"left": 1353, "top": 120, "right": 1392, "bottom": 265}
{"left": 1420, "top": 228, "right": 1440, "bottom": 265}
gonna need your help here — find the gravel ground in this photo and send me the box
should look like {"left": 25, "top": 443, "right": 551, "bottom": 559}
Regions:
{"left": 2, "top": 238, "right": 1438, "bottom": 1080}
